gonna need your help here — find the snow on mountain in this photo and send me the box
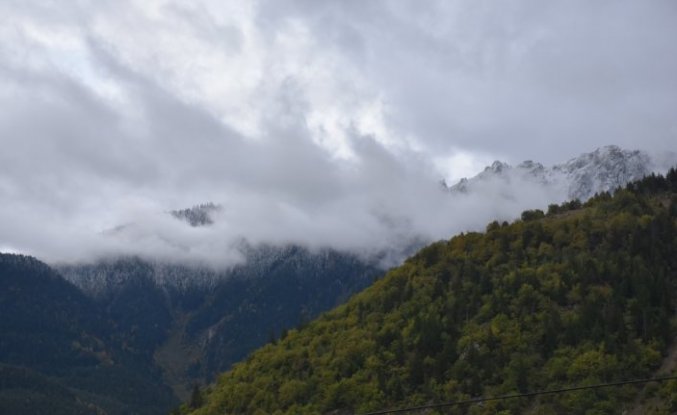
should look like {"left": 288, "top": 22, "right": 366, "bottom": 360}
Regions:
{"left": 57, "top": 241, "right": 381, "bottom": 296}
{"left": 448, "top": 145, "right": 670, "bottom": 201}
{"left": 58, "top": 257, "right": 222, "bottom": 296}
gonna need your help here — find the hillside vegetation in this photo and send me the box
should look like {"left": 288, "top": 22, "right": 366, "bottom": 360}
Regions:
{"left": 58, "top": 246, "right": 380, "bottom": 398}
{"left": 186, "top": 169, "right": 677, "bottom": 415}
{"left": 0, "top": 254, "right": 178, "bottom": 414}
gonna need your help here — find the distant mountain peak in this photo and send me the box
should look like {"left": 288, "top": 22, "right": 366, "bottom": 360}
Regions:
{"left": 171, "top": 203, "right": 221, "bottom": 227}
{"left": 448, "top": 145, "right": 668, "bottom": 201}
{"left": 517, "top": 160, "right": 544, "bottom": 171}
{"left": 487, "top": 160, "right": 509, "bottom": 173}
{"left": 555, "top": 145, "right": 652, "bottom": 200}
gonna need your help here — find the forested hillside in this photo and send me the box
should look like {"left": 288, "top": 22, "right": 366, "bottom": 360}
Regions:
{"left": 59, "top": 246, "right": 380, "bottom": 399}
{"left": 0, "top": 240, "right": 381, "bottom": 414}
{"left": 186, "top": 169, "right": 677, "bottom": 415}
{"left": 0, "top": 254, "right": 177, "bottom": 414}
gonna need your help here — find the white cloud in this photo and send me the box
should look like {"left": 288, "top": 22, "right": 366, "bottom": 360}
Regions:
{"left": 0, "top": 0, "right": 675, "bottom": 266}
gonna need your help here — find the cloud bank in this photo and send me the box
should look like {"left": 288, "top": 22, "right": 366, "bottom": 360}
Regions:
{"left": 0, "top": 0, "right": 676, "bottom": 266}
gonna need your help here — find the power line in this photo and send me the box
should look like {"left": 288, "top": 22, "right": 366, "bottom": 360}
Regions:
{"left": 361, "top": 374, "right": 677, "bottom": 415}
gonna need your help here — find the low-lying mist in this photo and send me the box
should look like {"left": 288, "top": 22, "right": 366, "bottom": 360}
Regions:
{"left": 0, "top": 150, "right": 570, "bottom": 269}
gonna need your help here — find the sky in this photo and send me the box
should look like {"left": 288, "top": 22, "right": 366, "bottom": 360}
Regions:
{"left": 1, "top": 0, "right": 676, "bottom": 266}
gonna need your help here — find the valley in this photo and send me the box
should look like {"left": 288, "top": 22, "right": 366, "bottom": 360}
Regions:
{"left": 1, "top": 149, "right": 675, "bottom": 414}
{"left": 2, "top": 2, "right": 676, "bottom": 413}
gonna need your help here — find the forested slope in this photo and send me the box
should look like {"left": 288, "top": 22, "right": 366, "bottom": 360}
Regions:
{"left": 0, "top": 254, "right": 177, "bottom": 414}
{"left": 186, "top": 169, "right": 677, "bottom": 415}
{"left": 59, "top": 246, "right": 381, "bottom": 397}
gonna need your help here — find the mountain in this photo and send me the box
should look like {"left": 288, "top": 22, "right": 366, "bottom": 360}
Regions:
{"left": 448, "top": 145, "right": 668, "bottom": 201}
{"left": 58, "top": 244, "right": 382, "bottom": 399}
{"left": 5, "top": 146, "right": 671, "bottom": 413}
{"left": 0, "top": 364, "right": 98, "bottom": 415}
{"left": 171, "top": 203, "right": 221, "bottom": 227}
{"left": 184, "top": 169, "right": 677, "bottom": 415}
{"left": 0, "top": 254, "right": 178, "bottom": 414}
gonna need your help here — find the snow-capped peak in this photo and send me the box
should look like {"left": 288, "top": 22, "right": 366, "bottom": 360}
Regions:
{"left": 553, "top": 145, "right": 652, "bottom": 200}
{"left": 448, "top": 145, "right": 670, "bottom": 201}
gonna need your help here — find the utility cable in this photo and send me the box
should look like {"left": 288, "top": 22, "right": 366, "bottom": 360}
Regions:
{"left": 361, "top": 374, "right": 677, "bottom": 414}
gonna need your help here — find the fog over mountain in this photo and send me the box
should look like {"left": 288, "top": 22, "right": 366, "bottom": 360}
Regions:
{"left": 1, "top": 1, "right": 676, "bottom": 267}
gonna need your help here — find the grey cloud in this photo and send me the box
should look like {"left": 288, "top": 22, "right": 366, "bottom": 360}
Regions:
{"left": 0, "top": 0, "right": 675, "bottom": 266}
{"left": 259, "top": 0, "right": 677, "bottom": 163}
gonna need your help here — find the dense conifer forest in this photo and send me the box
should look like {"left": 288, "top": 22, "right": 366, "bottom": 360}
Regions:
{"left": 0, "top": 255, "right": 177, "bottom": 414}
{"left": 184, "top": 169, "right": 677, "bottom": 415}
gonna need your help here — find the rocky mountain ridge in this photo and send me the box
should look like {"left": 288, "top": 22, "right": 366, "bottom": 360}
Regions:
{"left": 448, "top": 145, "right": 669, "bottom": 201}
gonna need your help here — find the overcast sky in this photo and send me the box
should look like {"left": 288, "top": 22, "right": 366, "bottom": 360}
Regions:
{"left": 1, "top": 0, "right": 676, "bottom": 265}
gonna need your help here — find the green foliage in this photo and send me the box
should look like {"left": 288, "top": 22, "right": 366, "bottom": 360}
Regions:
{"left": 182, "top": 247, "right": 381, "bottom": 379}
{"left": 188, "top": 173, "right": 677, "bottom": 415}
{"left": 189, "top": 383, "right": 204, "bottom": 409}
{"left": 521, "top": 209, "right": 545, "bottom": 221}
